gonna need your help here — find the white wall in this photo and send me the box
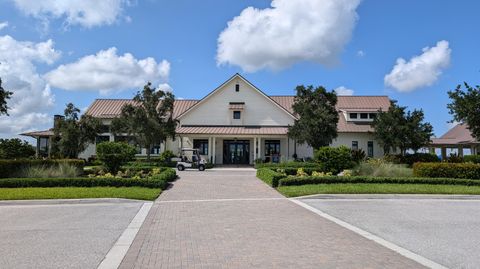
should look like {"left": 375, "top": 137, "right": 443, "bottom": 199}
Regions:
{"left": 179, "top": 77, "right": 294, "bottom": 126}
{"left": 331, "top": 132, "right": 384, "bottom": 158}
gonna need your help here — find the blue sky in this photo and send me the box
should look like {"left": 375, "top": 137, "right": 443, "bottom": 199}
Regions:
{"left": 0, "top": 0, "right": 479, "bottom": 139}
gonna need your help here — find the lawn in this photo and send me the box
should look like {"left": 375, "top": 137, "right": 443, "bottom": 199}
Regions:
{"left": 0, "top": 187, "right": 161, "bottom": 201}
{"left": 278, "top": 183, "right": 480, "bottom": 197}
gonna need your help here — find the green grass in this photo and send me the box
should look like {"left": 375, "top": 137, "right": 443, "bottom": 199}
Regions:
{"left": 0, "top": 187, "right": 161, "bottom": 201}
{"left": 278, "top": 183, "right": 480, "bottom": 197}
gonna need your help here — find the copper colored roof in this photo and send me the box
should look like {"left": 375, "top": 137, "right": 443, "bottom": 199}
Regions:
{"left": 21, "top": 129, "right": 54, "bottom": 137}
{"left": 177, "top": 126, "right": 288, "bottom": 135}
{"left": 431, "top": 124, "right": 478, "bottom": 145}
{"left": 83, "top": 96, "right": 390, "bottom": 134}
{"left": 85, "top": 99, "right": 198, "bottom": 119}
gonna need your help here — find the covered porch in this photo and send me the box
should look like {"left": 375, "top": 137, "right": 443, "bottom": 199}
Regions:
{"left": 20, "top": 130, "right": 54, "bottom": 158}
{"left": 430, "top": 123, "right": 479, "bottom": 160}
{"left": 176, "top": 126, "right": 307, "bottom": 165}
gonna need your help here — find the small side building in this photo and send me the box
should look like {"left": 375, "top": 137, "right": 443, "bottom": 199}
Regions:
{"left": 430, "top": 124, "right": 479, "bottom": 159}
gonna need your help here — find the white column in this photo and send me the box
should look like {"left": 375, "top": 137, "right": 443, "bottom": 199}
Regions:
{"left": 208, "top": 137, "right": 212, "bottom": 163}
{"left": 253, "top": 137, "right": 257, "bottom": 161}
{"left": 258, "top": 137, "right": 262, "bottom": 161}
{"left": 212, "top": 137, "right": 216, "bottom": 164}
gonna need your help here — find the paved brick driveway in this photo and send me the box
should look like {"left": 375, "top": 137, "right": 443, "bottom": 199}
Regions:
{"left": 119, "top": 170, "right": 424, "bottom": 269}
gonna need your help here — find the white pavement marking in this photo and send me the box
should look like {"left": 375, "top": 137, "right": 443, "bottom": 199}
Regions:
{"left": 289, "top": 198, "right": 449, "bottom": 269}
{"left": 97, "top": 202, "right": 153, "bottom": 269}
{"left": 157, "top": 197, "right": 285, "bottom": 203}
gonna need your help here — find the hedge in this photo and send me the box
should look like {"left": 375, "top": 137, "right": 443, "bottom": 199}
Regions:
{"left": 413, "top": 162, "right": 480, "bottom": 179}
{"left": 464, "top": 155, "right": 480, "bottom": 164}
{"left": 278, "top": 175, "right": 480, "bottom": 187}
{"left": 0, "top": 159, "right": 85, "bottom": 178}
{"left": 255, "top": 162, "right": 322, "bottom": 169}
{"left": 256, "top": 168, "right": 286, "bottom": 187}
{"left": 385, "top": 153, "right": 440, "bottom": 167}
{"left": 149, "top": 168, "right": 177, "bottom": 182}
{"left": 0, "top": 168, "right": 176, "bottom": 189}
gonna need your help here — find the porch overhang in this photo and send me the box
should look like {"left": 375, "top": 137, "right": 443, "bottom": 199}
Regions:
{"left": 176, "top": 125, "right": 289, "bottom": 135}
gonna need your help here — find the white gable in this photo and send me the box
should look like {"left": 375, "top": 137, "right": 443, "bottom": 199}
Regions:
{"left": 179, "top": 75, "right": 295, "bottom": 126}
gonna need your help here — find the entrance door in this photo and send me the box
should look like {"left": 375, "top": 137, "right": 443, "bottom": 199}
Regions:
{"left": 223, "top": 140, "right": 250, "bottom": 165}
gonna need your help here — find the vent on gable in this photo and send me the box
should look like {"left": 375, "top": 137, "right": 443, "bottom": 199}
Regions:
{"left": 235, "top": 83, "right": 240, "bottom": 92}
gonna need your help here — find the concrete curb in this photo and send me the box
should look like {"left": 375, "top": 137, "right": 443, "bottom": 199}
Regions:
{"left": 97, "top": 202, "right": 153, "bottom": 269}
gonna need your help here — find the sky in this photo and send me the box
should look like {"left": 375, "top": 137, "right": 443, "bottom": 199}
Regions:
{"left": 0, "top": 0, "right": 479, "bottom": 140}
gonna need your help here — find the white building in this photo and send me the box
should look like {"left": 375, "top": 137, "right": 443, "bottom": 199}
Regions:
{"left": 23, "top": 74, "right": 390, "bottom": 164}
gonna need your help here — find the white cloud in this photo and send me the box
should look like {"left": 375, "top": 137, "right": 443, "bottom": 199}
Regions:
{"left": 0, "top": 35, "right": 60, "bottom": 137}
{"left": 216, "top": 0, "right": 361, "bottom": 72}
{"left": 11, "top": 0, "right": 131, "bottom": 28}
{"left": 45, "top": 47, "right": 170, "bottom": 94}
{"left": 384, "top": 40, "right": 451, "bottom": 92}
{"left": 357, "top": 50, "right": 365, "bottom": 57}
{"left": 157, "top": 83, "right": 172, "bottom": 93}
{"left": 0, "top": 22, "right": 8, "bottom": 31}
{"left": 334, "top": 86, "right": 354, "bottom": 96}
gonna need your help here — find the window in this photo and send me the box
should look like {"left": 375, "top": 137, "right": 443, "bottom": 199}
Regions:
{"left": 265, "top": 140, "right": 280, "bottom": 155}
{"left": 193, "top": 139, "right": 209, "bottom": 155}
{"left": 39, "top": 137, "right": 49, "bottom": 157}
{"left": 360, "top": 113, "right": 368, "bottom": 119}
{"left": 369, "top": 113, "right": 377, "bottom": 119}
{"left": 368, "top": 141, "right": 374, "bottom": 157}
{"left": 150, "top": 144, "right": 161, "bottom": 155}
{"left": 352, "top": 141, "right": 358, "bottom": 150}
{"left": 233, "top": 111, "right": 241, "bottom": 119}
{"left": 350, "top": 113, "right": 358, "bottom": 119}
{"left": 235, "top": 84, "right": 240, "bottom": 92}
{"left": 96, "top": 135, "right": 110, "bottom": 144}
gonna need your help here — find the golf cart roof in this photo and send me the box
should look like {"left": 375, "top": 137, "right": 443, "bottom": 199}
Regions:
{"left": 181, "top": 148, "right": 198, "bottom": 151}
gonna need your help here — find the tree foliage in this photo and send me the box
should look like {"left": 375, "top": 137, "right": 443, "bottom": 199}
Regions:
{"left": 51, "top": 103, "right": 101, "bottom": 158}
{"left": 447, "top": 82, "right": 480, "bottom": 139}
{"left": 111, "top": 82, "right": 177, "bottom": 160}
{"left": 0, "top": 77, "right": 13, "bottom": 116}
{"left": 373, "top": 101, "right": 433, "bottom": 154}
{"left": 96, "top": 141, "right": 136, "bottom": 173}
{"left": 0, "top": 138, "right": 35, "bottom": 159}
{"left": 288, "top": 85, "right": 339, "bottom": 150}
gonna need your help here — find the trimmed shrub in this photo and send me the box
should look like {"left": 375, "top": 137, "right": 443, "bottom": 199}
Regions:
{"left": 413, "top": 162, "right": 480, "bottom": 179}
{"left": 278, "top": 175, "right": 480, "bottom": 187}
{"left": 0, "top": 177, "right": 167, "bottom": 189}
{"left": 256, "top": 168, "right": 286, "bottom": 187}
{"left": 149, "top": 167, "right": 177, "bottom": 182}
{"left": 0, "top": 159, "right": 85, "bottom": 178}
{"left": 314, "top": 146, "right": 355, "bottom": 174}
{"left": 255, "top": 161, "right": 321, "bottom": 169}
{"left": 384, "top": 153, "right": 440, "bottom": 167}
{"left": 464, "top": 155, "right": 480, "bottom": 164}
{"left": 96, "top": 142, "right": 137, "bottom": 173}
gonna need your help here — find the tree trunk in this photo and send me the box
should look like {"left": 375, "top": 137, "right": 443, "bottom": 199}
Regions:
{"left": 146, "top": 144, "right": 151, "bottom": 161}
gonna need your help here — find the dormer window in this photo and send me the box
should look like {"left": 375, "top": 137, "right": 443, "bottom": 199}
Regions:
{"left": 360, "top": 113, "right": 368, "bottom": 119}
{"left": 369, "top": 113, "right": 377, "bottom": 119}
{"left": 233, "top": 111, "right": 241, "bottom": 119}
{"left": 235, "top": 84, "right": 240, "bottom": 92}
{"left": 350, "top": 113, "right": 358, "bottom": 119}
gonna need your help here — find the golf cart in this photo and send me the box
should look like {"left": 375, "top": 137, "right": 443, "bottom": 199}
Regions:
{"left": 176, "top": 148, "right": 206, "bottom": 171}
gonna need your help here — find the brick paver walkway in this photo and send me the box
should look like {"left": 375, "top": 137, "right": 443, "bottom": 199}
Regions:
{"left": 119, "top": 170, "right": 424, "bottom": 269}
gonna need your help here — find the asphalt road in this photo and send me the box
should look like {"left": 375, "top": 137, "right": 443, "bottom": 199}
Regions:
{"left": 0, "top": 199, "right": 144, "bottom": 269}
{"left": 302, "top": 195, "right": 480, "bottom": 269}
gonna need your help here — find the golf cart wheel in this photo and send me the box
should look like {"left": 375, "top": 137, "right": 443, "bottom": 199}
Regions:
{"left": 198, "top": 165, "right": 205, "bottom": 171}
{"left": 177, "top": 164, "right": 185, "bottom": 171}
